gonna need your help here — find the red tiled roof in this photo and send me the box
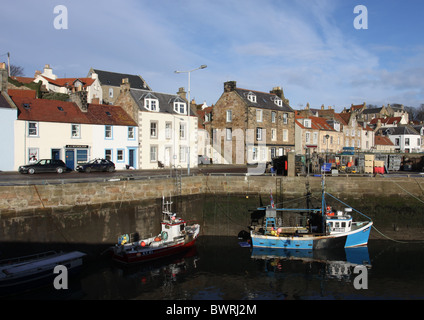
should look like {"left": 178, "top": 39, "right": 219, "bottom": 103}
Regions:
{"left": 8, "top": 89, "right": 37, "bottom": 99}
{"left": 41, "top": 76, "right": 95, "bottom": 88}
{"left": 10, "top": 76, "right": 35, "bottom": 84}
{"left": 295, "top": 116, "right": 335, "bottom": 131}
{"left": 369, "top": 117, "right": 401, "bottom": 125}
{"left": 375, "top": 135, "right": 394, "bottom": 146}
{"left": 11, "top": 97, "right": 136, "bottom": 126}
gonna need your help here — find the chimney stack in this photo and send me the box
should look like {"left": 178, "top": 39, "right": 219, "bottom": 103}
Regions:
{"left": 224, "top": 81, "right": 237, "bottom": 92}
{"left": 270, "top": 86, "right": 284, "bottom": 99}
{"left": 0, "top": 62, "right": 8, "bottom": 93}
{"left": 177, "top": 87, "right": 187, "bottom": 101}
{"left": 70, "top": 91, "right": 88, "bottom": 112}
{"left": 120, "top": 78, "right": 130, "bottom": 93}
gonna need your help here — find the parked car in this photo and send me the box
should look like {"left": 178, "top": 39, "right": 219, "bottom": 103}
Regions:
{"left": 198, "top": 155, "right": 211, "bottom": 165}
{"left": 76, "top": 158, "right": 115, "bottom": 173}
{"left": 18, "top": 159, "right": 68, "bottom": 174}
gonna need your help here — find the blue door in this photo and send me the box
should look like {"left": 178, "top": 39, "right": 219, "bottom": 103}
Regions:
{"left": 129, "top": 149, "right": 135, "bottom": 168}
{"left": 65, "top": 149, "right": 75, "bottom": 170}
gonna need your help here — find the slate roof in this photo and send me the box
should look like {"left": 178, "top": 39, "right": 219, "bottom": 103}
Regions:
{"left": 130, "top": 89, "right": 196, "bottom": 116}
{"left": 380, "top": 125, "right": 420, "bottom": 136}
{"left": 91, "top": 69, "right": 151, "bottom": 90}
{"left": 11, "top": 97, "right": 136, "bottom": 126}
{"left": 234, "top": 88, "right": 294, "bottom": 113}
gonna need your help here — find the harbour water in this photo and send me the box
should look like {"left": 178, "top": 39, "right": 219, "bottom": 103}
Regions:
{"left": 1, "top": 194, "right": 424, "bottom": 300}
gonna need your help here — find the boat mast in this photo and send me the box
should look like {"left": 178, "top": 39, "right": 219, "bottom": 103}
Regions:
{"left": 321, "top": 172, "right": 327, "bottom": 235}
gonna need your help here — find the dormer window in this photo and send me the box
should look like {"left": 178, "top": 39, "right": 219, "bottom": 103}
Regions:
{"left": 142, "top": 93, "right": 159, "bottom": 112}
{"left": 247, "top": 92, "right": 256, "bottom": 103}
{"left": 173, "top": 97, "right": 187, "bottom": 114}
{"left": 303, "top": 119, "right": 311, "bottom": 128}
{"left": 273, "top": 96, "right": 283, "bottom": 107}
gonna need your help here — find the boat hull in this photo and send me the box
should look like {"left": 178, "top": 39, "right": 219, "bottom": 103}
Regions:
{"left": 112, "top": 237, "right": 198, "bottom": 264}
{"left": 0, "top": 251, "right": 86, "bottom": 295}
{"left": 251, "top": 222, "right": 373, "bottom": 250}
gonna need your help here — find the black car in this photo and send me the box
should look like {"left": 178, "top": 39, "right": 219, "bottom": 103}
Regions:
{"left": 76, "top": 159, "right": 115, "bottom": 173}
{"left": 19, "top": 159, "right": 68, "bottom": 174}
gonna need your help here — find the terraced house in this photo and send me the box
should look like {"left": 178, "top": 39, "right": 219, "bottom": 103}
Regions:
{"left": 212, "top": 81, "right": 295, "bottom": 164}
{"left": 115, "top": 80, "right": 198, "bottom": 170}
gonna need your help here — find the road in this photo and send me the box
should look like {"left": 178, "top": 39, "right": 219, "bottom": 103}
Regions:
{"left": 0, "top": 165, "right": 249, "bottom": 185}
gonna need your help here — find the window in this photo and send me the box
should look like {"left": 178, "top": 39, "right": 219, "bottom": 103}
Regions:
{"left": 105, "top": 125, "right": 112, "bottom": 139}
{"left": 143, "top": 94, "right": 159, "bottom": 112}
{"left": 247, "top": 92, "right": 256, "bottom": 103}
{"left": 274, "top": 98, "right": 282, "bottom": 107}
{"left": 226, "top": 128, "right": 232, "bottom": 141}
{"left": 256, "top": 128, "right": 263, "bottom": 141}
{"left": 271, "top": 128, "right": 277, "bottom": 141}
{"left": 150, "top": 121, "right": 158, "bottom": 138}
{"left": 252, "top": 147, "right": 258, "bottom": 161}
{"left": 71, "top": 124, "right": 80, "bottom": 138}
{"left": 271, "top": 147, "right": 276, "bottom": 158}
{"left": 150, "top": 145, "right": 158, "bottom": 162}
{"left": 105, "top": 149, "right": 112, "bottom": 161}
{"left": 303, "top": 119, "right": 311, "bottom": 128}
{"left": 283, "top": 129, "right": 288, "bottom": 142}
{"left": 174, "top": 102, "right": 186, "bottom": 114}
{"left": 226, "top": 110, "right": 232, "bottom": 123}
{"left": 271, "top": 112, "right": 276, "bottom": 123}
{"left": 117, "top": 149, "right": 124, "bottom": 162}
{"left": 395, "top": 138, "right": 400, "bottom": 146}
{"left": 179, "top": 123, "right": 186, "bottom": 140}
{"left": 128, "top": 127, "right": 135, "bottom": 139}
{"left": 256, "top": 109, "right": 263, "bottom": 122}
{"left": 165, "top": 122, "right": 172, "bottom": 139}
{"left": 109, "top": 88, "right": 113, "bottom": 98}
{"left": 405, "top": 138, "right": 410, "bottom": 146}
{"left": 313, "top": 132, "right": 318, "bottom": 144}
{"left": 283, "top": 113, "right": 288, "bottom": 124}
{"left": 76, "top": 149, "right": 88, "bottom": 164}
{"left": 305, "top": 132, "right": 310, "bottom": 144}
{"left": 28, "top": 122, "right": 38, "bottom": 136}
{"left": 179, "top": 146, "right": 187, "bottom": 162}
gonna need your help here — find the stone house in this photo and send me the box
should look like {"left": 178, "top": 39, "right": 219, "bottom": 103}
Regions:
{"left": 114, "top": 81, "right": 198, "bottom": 170}
{"left": 212, "top": 81, "right": 295, "bottom": 164}
{"left": 88, "top": 68, "right": 151, "bottom": 105}
{"left": 295, "top": 115, "right": 343, "bottom": 155}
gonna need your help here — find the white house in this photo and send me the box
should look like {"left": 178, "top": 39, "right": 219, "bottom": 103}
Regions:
{"left": 34, "top": 64, "right": 103, "bottom": 103}
{"left": 386, "top": 125, "right": 422, "bottom": 153}
{"left": 12, "top": 94, "right": 137, "bottom": 170}
{"left": 115, "top": 82, "right": 198, "bottom": 170}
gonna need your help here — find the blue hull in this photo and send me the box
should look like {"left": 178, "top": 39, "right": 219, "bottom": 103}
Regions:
{"left": 251, "top": 222, "right": 373, "bottom": 250}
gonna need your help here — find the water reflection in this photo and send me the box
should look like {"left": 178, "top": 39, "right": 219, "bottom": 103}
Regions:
{"left": 251, "top": 246, "right": 371, "bottom": 283}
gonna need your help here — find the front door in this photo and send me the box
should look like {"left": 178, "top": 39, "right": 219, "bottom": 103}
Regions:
{"left": 65, "top": 149, "right": 75, "bottom": 170}
{"left": 51, "top": 149, "right": 61, "bottom": 161}
{"left": 128, "top": 149, "right": 135, "bottom": 168}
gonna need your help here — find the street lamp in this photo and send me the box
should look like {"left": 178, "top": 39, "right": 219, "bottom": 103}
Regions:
{"left": 174, "top": 65, "right": 207, "bottom": 175}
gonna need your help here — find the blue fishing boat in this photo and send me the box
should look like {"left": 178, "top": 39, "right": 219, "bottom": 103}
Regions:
{"left": 250, "top": 177, "right": 373, "bottom": 250}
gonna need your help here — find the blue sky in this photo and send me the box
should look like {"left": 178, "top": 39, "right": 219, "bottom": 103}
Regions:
{"left": 1, "top": 0, "right": 423, "bottom": 111}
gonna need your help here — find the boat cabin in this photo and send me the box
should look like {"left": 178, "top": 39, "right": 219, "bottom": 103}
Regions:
{"left": 161, "top": 215, "right": 186, "bottom": 241}
{"left": 326, "top": 208, "right": 353, "bottom": 234}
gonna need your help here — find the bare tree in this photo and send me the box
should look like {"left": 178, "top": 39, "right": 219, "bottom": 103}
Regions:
{"left": 8, "top": 64, "right": 24, "bottom": 77}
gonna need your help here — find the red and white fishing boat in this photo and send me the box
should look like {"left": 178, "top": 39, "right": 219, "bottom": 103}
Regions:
{"left": 111, "top": 198, "right": 200, "bottom": 264}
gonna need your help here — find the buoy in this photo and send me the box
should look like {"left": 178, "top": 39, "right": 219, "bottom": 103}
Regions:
{"left": 140, "top": 241, "right": 146, "bottom": 247}
{"left": 154, "top": 237, "right": 161, "bottom": 242}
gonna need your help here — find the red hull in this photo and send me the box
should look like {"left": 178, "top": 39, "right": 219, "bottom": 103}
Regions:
{"left": 112, "top": 237, "right": 198, "bottom": 264}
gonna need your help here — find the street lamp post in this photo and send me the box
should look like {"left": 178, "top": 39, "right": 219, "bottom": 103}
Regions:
{"left": 174, "top": 65, "right": 207, "bottom": 175}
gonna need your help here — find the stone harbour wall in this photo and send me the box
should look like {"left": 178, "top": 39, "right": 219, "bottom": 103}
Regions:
{"left": 0, "top": 175, "right": 423, "bottom": 215}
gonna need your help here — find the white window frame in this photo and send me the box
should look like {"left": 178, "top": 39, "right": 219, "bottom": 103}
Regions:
{"left": 256, "top": 109, "right": 263, "bottom": 122}
{"left": 145, "top": 98, "right": 159, "bottom": 112}
{"left": 71, "top": 124, "right": 80, "bottom": 138}
{"left": 150, "top": 145, "right": 158, "bottom": 162}
{"left": 165, "top": 122, "right": 172, "bottom": 139}
{"left": 256, "top": 127, "right": 262, "bottom": 141}
{"left": 226, "top": 110, "right": 232, "bottom": 123}
{"left": 150, "top": 121, "right": 158, "bottom": 138}
{"left": 28, "top": 121, "right": 38, "bottom": 137}
{"left": 174, "top": 102, "right": 187, "bottom": 114}
{"left": 248, "top": 92, "right": 257, "bottom": 103}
